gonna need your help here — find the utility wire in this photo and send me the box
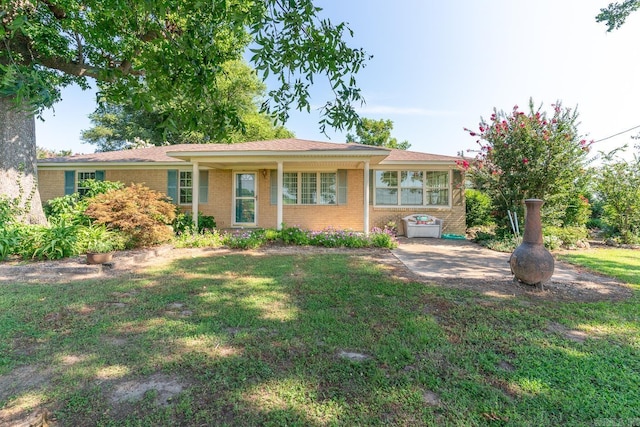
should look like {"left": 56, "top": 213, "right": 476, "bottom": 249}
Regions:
{"left": 594, "top": 124, "right": 640, "bottom": 143}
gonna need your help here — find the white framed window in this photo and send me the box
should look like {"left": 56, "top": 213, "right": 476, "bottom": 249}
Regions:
{"left": 179, "top": 171, "right": 193, "bottom": 204}
{"left": 279, "top": 172, "right": 337, "bottom": 205}
{"left": 77, "top": 171, "right": 96, "bottom": 196}
{"left": 374, "top": 170, "right": 450, "bottom": 207}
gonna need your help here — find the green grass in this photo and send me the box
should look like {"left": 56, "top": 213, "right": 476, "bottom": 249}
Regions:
{"left": 559, "top": 247, "right": 640, "bottom": 285}
{"left": 1, "top": 250, "right": 639, "bottom": 426}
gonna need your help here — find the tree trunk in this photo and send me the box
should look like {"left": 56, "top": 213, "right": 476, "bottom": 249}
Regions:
{"left": 0, "top": 95, "right": 48, "bottom": 225}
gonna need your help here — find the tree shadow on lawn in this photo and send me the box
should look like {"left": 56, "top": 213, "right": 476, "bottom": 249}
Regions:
{"left": 1, "top": 251, "right": 638, "bottom": 426}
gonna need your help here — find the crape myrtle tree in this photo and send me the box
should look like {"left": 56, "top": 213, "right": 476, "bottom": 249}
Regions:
{"left": 81, "top": 60, "right": 294, "bottom": 151}
{"left": 0, "top": 0, "right": 369, "bottom": 224}
{"left": 461, "top": 99, "right": 592, "bottom": 230}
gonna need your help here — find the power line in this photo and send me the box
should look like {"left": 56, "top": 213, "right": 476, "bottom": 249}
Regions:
{"left": 594, "top": 124, "right": 640, "bottom": 143}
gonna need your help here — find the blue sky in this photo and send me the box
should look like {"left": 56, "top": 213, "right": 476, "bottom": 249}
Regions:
{"left": 36, "top": 0, "right": 640, "bottom": 160}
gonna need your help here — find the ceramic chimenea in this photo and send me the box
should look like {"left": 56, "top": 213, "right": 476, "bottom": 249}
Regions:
{"left": 509, "top": 199, "right": 555, "bottom": 285}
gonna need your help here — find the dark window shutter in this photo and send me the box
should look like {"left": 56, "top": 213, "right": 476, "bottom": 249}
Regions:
{"left": 167, "top": 170, "right": 178, "bottom": 204}
{"left": 199, "top": 171, "right": 208, "bottom": 203}
{"left": 338, "top": 170, "right": 347, "bottom": 205}
{"left": 452, "top": 170, "right": 463, "bottom": 206}
{"left": 270, "top": 170, "right": 277, "bottom": 204}
{"left": 95, "top": 170, "right": 105, "bottom": 181}
{"left": 64, "top": 170, "right": 75, "bottom": 195}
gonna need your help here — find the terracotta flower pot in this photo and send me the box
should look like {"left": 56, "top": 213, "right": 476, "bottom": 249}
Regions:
{"left": 509, "top": 199, "right": 555, "bottom": 285}
{"left": 86, "top": 252, "right": 113, "bottom": 264}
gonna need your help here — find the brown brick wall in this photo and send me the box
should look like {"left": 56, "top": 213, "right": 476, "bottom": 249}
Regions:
{"left": 37, "top": 170, "right": 65, "bottom": 202}
{"left": 37, "top": 167, "right": 466, "bottom": 234}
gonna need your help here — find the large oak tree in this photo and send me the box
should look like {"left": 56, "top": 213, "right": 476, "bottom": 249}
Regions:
{"left": 0, "top": 0, "right": 368, "bottom": 224}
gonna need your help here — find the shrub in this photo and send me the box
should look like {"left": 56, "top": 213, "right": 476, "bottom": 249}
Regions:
{"left": 173, "top": 211, "right": 217, "bottom": 234}
{"left": 85, "top": 183, "right": 176, "bottom": 247}
{"left": 465, "top": 189, "right": 494, "bottom": 227}
{"left": 280, "top": 225, "right": 309, "bottom": 245}
{"left": 543, "top": 226, "right": 589, "bottom": 249}
{"left": 369, "top": 227, "right": 399, "bottom": 249}
{"left": 18, "top": 220, "right": 80, "bottom": 260}
{"left": 562, "top": 194, "right": 592, "bottom": 227}
{"left": 224, "top": 230, "right": 267, "bottom": 249}
{"left": 174, "top": 228, "right": 225, "bottom": 248}
{"left": 0, "top": 226, "right": 21, "bottom": 260}
{"left": 77, "top": 225, "right": 127, "bottom": 253}
{"left": 44, "top": 179, "right": 124, "bottom": 225}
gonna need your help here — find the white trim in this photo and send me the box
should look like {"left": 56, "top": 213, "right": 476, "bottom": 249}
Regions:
{"left": 364, "top": 161, "right": 370, "bottom": 235}
{"left": 191, "top": 162, "right": 199, "bottom": 227}
{"left": 277, "top": 162, "right": 283, "bottom": 230}
{"left": 232, "top": 171, "right": 258, "bottom": 227}
{"left": 372, "top": 169, "right": 453, "bottom": 209}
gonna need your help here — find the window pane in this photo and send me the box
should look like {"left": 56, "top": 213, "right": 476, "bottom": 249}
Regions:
{"left": 426, "top": 171, "right": 448, "bottom": 188}
{"left": 235, "top": 199, "right": 255, "bottom": 223}
{"left": 401, "top": 188, "right": 423, "bottom": 205}
{"left": 376, "top": 188, "right": 398, "bottom": 205}
{"left": 401, "top": 171, "right": 423, "bottom": 187}
{"left": 375, "top": 170, "right": 397, "bottom": 188}
{"left": 282, "top": 172, "right": 298, "bottom": 204}
{"left": 236, "top": 173, "right": 255, "bottom": 197}
{"left": 301, "top": 173, "right": 316, "bottom": 204}
{"left": 427, "top": 189, "right": 449, "bottom": 205}
{"left": 180, "top": 188, "right": 192, "bottom": 204}
{"left": 320, "top": 173, "right": 336, "bottom": 205}
{"left": 77, "top": 172, "right": 97, "bottom": 196}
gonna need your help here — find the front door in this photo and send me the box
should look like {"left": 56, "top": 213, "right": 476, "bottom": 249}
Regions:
{"left": 234, "top": 172, "right": 257, "bottom": 226}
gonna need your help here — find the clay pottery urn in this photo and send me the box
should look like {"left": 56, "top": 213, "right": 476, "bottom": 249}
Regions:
{"left": 509, "top": 199, "right": 555, "bottom": 285}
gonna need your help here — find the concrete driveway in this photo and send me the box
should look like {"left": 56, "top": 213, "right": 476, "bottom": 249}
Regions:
{"left": 391, "top": 237, "right": 623, "bottom": 288}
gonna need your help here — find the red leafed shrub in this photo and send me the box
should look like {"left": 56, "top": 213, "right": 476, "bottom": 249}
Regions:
{"left": 85, "top": 183, "right": 176, "bottom": 247}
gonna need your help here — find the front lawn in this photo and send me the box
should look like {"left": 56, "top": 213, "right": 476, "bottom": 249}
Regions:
{"left": 1, "top": 250, "right": 638, "bottom": 426}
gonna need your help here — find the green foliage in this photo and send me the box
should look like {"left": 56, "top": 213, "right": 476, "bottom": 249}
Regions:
{"left": 0, "top": 226, "right": 21, "bottom": 260}
{"left": 369, "top": 227, "right": 399, "bottom": 249}
{"left": 464, "top": 189, "right": 494, "bottom": 227}
{"left": 595, "top": 147, "right": 640, "bottom": 244}
{"left": 345, "top": 118, "right": 410, "bottom": 150}
{"left": 596, "top": 0, "right": 640, "bottom": 31}
{"left": 81, "top": 60, "right": 294, "bottom": 150}
{"left": 464, "top": 99, "right": 592, "bottom": 230}
{"left": 543, "top": 226, "right": 589, "bottom": 249}
{"left": 0, "top": 196, "right": 18, "bottom": 228}
{"left": 85, "top": 184, "right": 177, "bottom": 247}
{"left": 173, "top": 229, "right": 225, "bottom": 248}
{"left": 3, "top": 0, "right": 367, "bottom": 136}
{"left": 224, "top": 230, "right": 268, "bottom": 250}
{"left": 561, "top": 194, "right": 592, "bottom": 227}
{"left": 44, "top": 179, "right": 124, "bottom": 225}
{"left": 77, "top": 225, "right": 127, "bottom": 253}
{"left": 280, "top": 225, "right": 310, "bottom": 245}
{"left": 173, "top": 211, "right": 217, "bottom": 234}
{"left": 18, "top": 220, "right": 80, "bottom": 260}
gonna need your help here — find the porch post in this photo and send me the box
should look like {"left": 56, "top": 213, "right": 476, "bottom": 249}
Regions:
{"left": 191, "top": 161, "right": 199, "bottom": 229}
{"left": 277, "top": 161, "right": 283, "bottom": 230}
{"left": 364, "top": 160, "right": 370, "bottom": 235}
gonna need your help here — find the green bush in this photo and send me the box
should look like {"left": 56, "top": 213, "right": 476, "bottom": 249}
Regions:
{"left": 173, "top": 211, "right": 217, "bottom": 234}
{"left": 562, "top": 194, "right": 592, "bottom": 227}
{"left": 19, "top": 220, "right": 80, "bottom": 260}
{"left": 85, "top": 183, "right": 176, "bottom": 247}
{"left": 224, "top": 230, "right": 267, "bottom": 249}
{"left": 465, "top": 189, "right": 494, "bottom": 228}
{"left": 174, "top": 229, "right": 225, "bottom": 248}
{"left": 280, "top": 225, "right": 309, "bottom": 245}
{"left": 44, "top": 179, "right": 124, "bottom": 225}
{"left": 0, "top": 226, "right": 21, "bottom": 260}
{"left": 77, "top": 225, "right": 127, "bottom": 253}
{"left": 543, "top": 226, "right": 589, "bottom": 249}
{"left": 369, "top": 227, "right": 399, "bottom": 249}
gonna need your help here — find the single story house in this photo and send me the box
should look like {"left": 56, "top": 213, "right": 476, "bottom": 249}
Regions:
{"left": 37, "top": 139, "right": 465, "bottom": 235}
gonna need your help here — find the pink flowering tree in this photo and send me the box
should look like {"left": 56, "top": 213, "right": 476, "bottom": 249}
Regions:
{"left": 461, "top": 99, "right": 592, "bottom": 229}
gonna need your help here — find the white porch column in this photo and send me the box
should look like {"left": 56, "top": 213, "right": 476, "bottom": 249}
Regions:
{"left": 191, "top": 161, "right": 199, "bottom": 228}
{"left": 363, "top": 161, "right": 370, "bottom": 235}
{"left": 276, "top": 161, "right": 283, "bottom": 230}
